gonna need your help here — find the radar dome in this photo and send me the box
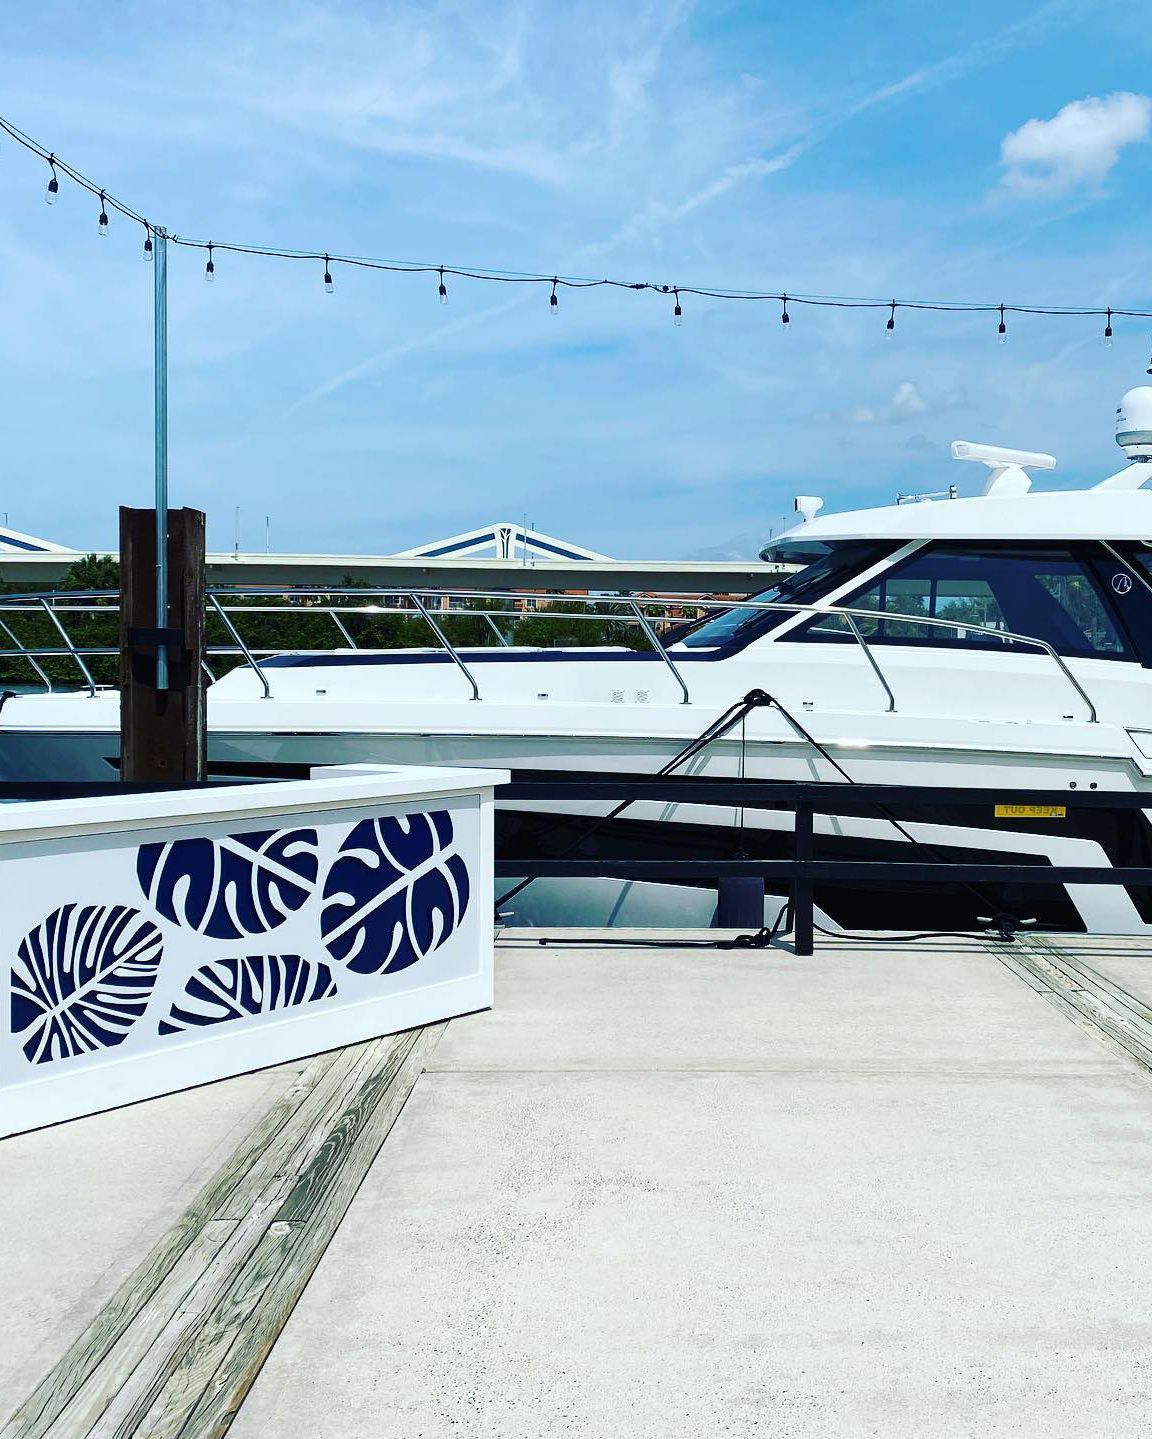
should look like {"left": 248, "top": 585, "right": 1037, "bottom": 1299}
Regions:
{"left": 1116, "top": 386, "right": 1152, "bottom": 460}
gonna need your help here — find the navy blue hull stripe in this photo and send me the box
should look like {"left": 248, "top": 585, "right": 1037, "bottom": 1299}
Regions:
{"left": 258, "top": 648, "right": 727, "bottom": 670}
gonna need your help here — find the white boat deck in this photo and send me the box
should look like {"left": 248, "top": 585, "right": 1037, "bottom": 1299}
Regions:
{"left": 4, "top": 929, "right": 1152, "bottom": 1438}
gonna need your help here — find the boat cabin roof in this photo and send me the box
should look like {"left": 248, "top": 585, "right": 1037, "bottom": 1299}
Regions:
{"left": 771, "top": 465, "right": 1152, "bottom": 555}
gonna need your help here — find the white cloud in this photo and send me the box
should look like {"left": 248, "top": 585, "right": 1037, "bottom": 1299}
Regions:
{"left": 828, "top": 382, "right": 929, "bottom": 426}
{"left": 1000, "top": 92, "right": 1151, "bottom": 195}
{"left": 889, "top": 381, "right": 928, "bottom": 421}
{"left": 586, "top": 0, "right": 1080, "bottom": 260}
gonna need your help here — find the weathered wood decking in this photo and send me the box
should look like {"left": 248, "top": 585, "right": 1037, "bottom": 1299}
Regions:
{"left": 5, "top": 931, "right": 1152, "bottom": 1438}
{"left": 2, "top": 1027, "right": 442, "bottom": 1439}
{"left": 1000, "top": 934, "right": 1152, "bottom": 1073}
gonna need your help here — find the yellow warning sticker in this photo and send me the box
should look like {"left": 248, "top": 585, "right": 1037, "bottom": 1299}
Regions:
{"left": 994, "top": 804, "right": 1067, "bottom": 819}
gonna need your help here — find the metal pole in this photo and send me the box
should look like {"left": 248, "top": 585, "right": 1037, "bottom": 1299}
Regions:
{"left": 792, "top": 801, "right": 814, "bottom": 957}
{"left": 154, "top": 228, "right": 169, "bottom": 691}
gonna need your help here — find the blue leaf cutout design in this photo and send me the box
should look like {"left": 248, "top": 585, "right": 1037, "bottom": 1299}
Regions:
{"left": 11, "top": 904, "right": 163, "bottom": 1064}
{"left": 321, "top": 810, "right": 470, "bottom": 975}
{"left": 137, "top": 828, "right": 320, "bottom": 939}
{"left": 159, "top": 954, "right": 337, "bottom": 1034}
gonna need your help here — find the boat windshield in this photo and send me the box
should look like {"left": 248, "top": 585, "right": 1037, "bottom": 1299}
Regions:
{"left": 675, "top": 541, "right": 894, "bottom": 649}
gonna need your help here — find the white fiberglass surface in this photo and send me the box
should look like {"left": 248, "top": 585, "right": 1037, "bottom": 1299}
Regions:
{"left": 770, "top": 485, "right": 1152, "bottom": 547}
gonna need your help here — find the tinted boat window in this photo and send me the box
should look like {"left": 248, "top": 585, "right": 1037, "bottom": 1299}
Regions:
{"left": 1126, "top": 548, "right": 1152, "bottom": 583}
{"left": 675, "top": 542, "right": 893, "bottom": 649}
{"left": 797, "top": 545, "right": 1132, "bottom": 659}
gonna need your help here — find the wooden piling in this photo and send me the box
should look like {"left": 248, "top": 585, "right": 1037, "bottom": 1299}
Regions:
{"left": 119, "top": 506, "right": 207, "bottom": 783}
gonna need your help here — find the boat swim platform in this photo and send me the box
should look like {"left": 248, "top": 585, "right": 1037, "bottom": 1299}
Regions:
{"left": 4, "top": 929, "right": 1152, "bottom": 1439}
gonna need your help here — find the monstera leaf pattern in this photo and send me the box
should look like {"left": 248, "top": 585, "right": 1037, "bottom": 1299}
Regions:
{"left": 321, "top": 810, "right": 470, "bottom": 974}
{"left": 159, "top": 954, "right": 337, "bottom": 1033}
{"left": 11, "top": 905, "right": 163, "bottom": 1064}
{"left": 137, "top": 828, "right": 320, "bottom": 939}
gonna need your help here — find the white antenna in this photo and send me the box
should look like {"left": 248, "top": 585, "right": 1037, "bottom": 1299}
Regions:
{"left": 896, "top": 486, "right": 957, "bottom": 505}
{"left": 234, "top": 506, "right": 240, "bottom": 557}
{"left": 950, "top": 440, "right": 1056, "bottom": 497}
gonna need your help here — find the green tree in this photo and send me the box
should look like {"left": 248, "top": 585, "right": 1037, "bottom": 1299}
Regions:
{"left": 0, "top": 554, "right": 120, "bottom": 688}
{"left": 58, "top": 553, "right": 120, "bottom": 591}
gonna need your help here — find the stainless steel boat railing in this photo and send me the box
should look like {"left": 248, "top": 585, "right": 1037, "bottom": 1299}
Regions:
{"left": 0, "top": 585, "right": 1099, "bottom": 722}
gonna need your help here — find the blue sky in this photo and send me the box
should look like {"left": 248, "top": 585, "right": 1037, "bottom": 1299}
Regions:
{"left": 1, "top": 0, "right": 1151, "bottom": 558}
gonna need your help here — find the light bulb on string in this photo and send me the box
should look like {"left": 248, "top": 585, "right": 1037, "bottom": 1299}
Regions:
{"left": 10, "top": 105, "right": 1152, "bottom": 346}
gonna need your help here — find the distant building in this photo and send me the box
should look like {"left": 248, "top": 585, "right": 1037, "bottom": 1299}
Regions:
{"left": 0, "top": 524, "right": 74, "bottom": 558}
{"left": 0, "top": 518, "right": 787, "bottom": 596}
{"left": 396, "top": 521, "right": 610, "bottom": 565}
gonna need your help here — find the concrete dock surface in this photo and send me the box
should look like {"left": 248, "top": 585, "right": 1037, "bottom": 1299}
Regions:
{"left": 4, "top": 930, "right": 1152, "bottom": 1437}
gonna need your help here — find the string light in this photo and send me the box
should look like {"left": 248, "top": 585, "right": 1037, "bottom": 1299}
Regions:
{"left": 673, "top": 288, "right": 683, "bottom": 326}
{"left": 4, "top": 113, "right": 1152, "bottom": 349}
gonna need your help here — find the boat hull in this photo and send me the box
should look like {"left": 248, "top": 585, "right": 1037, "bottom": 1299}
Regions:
{"left": 2, "top": 720, "right": 1148, "bottom": 935}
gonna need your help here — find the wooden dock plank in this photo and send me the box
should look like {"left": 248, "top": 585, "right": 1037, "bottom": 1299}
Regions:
{"left": 48, "top": 1220, "right": 238, "bottom": 1439}
{"left": 87, "top": 1192, "right": 288, "bottom": 1439}
{"left": 2, "top": 1028, "right": 440, "bottom": 1439}
{"left": 129, "top": 1026, "right": 441, "bottom": 1439}
{"left": 1032, "top": 940, "right": 1152, "bottom": 1028}
{"left": 1, "top": 1049, "right": 341, "bottom": 1439}
{"left": 992, "top": 939, "right": 1152, "bottom": 1077}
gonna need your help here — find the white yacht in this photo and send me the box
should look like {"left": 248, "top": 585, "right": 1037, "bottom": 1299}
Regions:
{"left": 7, "top": 387, "right": 1152, "bottom": 934}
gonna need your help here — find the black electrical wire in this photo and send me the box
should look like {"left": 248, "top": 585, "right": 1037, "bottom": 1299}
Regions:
{"left": 5, "top": 110, "right": 1152, "bottom": 323}
{"left": 0, "top": 116, "right": 149, "bottom": 227}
